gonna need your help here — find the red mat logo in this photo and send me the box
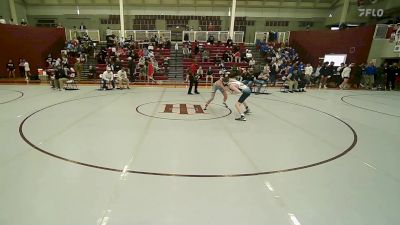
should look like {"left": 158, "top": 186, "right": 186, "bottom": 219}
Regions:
{"left": 163, "top": 104, "right": 204, "bottom": 115}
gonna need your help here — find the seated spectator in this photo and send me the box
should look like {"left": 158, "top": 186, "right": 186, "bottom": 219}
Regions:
{"left": 222, "top": 51, "right": 230, "bottom": 62}
{"left": 234, "top": 50, "right": 241, "bottom": 63}
{"left": 245, "top": 49, "right": 253, "bottom": 62}
{"left": 117, "top": 67, "right": 130, "bottom": 89}
{"left": 287, "top": 66, "right": 299, "bottom": 93}
{"left": 55, "top": 65, "right": 68, "bottom": 91}
{"left": 100, "top": 67, "right": 114, "bottom": 90}
{"left": 183, "top": 45, "right": 191, "bottom": 58}
{"left": 254, "top": 66, "right": 269, "bottom": 94}
{"left": 196, "top": 66, "right": 204, "bottom": 79}
{"left": 226, "top": 37, "right": 233, "bottom": 47}
{"left": 241, "top": 68, "right": 255, "bottom": 88}
{"left": 206, "top": 66, "right": 214, "bottom": 84}
{"left": 202, "top": 49, "right": 209, "bottom": 62}
{"left": 207, "top": 35, "right": 215, "bottom": 45}
{"left": 88, "top": 65, "right": 96, "bottom": 79}
{"left": 249, "top": 58, "right": 256, "bottom": 68}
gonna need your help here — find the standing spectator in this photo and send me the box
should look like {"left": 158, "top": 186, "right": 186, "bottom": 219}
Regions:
{"left": 128, "top": 57, "right": 136, "bottom": 81}
{"left": 18, "top": 58, "right": 25, "bottom": 77}
{"left": 339, "top": 63, "right": 353, "bottom": 89}
{"left": 79, "top": 22, "right": 86, "bottom": 30}
{"left": 6, "top": 59, "right": 16, "bottom": 79}
{"left": 386, "top": 63, "right": 398, "bottom": 91}
{"left": 319, "top": 62, "right": 329, "bottom": 89}
{"left": 364, "top": 62, "right": 376, "bottom": 90}
{"left": 304, "top": 63, "right": 313, "bottom": 87}
{"left": 74, "top": 59, "right": 83, "bottom": 82}
{"left": 147, "top": 59, "right": 156, "bottom": 83}
{"left": 23, "top": 59, "right": 31, "bottom": 81}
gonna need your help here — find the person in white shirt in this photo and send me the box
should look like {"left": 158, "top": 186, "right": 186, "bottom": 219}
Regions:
{"left": 0, "top": 16, "right": 6, "bottom": 24}
{"left": 249, "top": 58, "right": 256, "bottom": 67}
{"left": 23, "top": 59, "right": 31, "bottom": 81}
{"left": 304, "top": 63, "right": 313, "bottom": 87}
{"left": 100, "top": 67, "right": 114, "bottom": 90}
{"left": 117, "top": 67, "right": 130, "bottom": 89}
{"left": 339, "top": 63, "right": 353, "bottom": 89}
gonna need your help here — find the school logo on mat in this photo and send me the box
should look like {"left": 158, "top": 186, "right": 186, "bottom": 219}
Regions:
{"left": 136, "top": 101, "right": 231, "bottom": 121}
{"left": 163, "top": 104, "right": 204, "bottom": 115}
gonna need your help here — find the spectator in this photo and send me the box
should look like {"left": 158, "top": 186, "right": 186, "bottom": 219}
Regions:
{"left": 339, "top": 63, "right": 352, "bottom": 89}
{"left": 304, "top": 63, "right": 313, "bottom": 87}
{"left": 20, "top": 19, "right": 27, "bottom": 26}
{"left": 207, "top": 35, "right": 215, "bottom": 45}
{"left": 386, "top": 63, "right": 398, "bottom": 91}
{"left": 23, "top": 59, "right": 31, "bottom": 81}
{"left": 88, "top": 65, "right": 96, "bottom": 79}
{"left": 205, "top": 66, "right": 214, "bottom": 84}
{"left": 241, "top": 68, "right": 254, "bottom": 88}
{"left": 100, "top": 67, "right": 114, "bottom": 90}
{"left": 6, "top": 59, "right": 16, "bottom": 79}
{"left": 183, "top": 45, "right": 190, "bottom": 58}
{"left": 226, "top": 37, "right": 233, "bottom": 47}
{"left": 364, "top": 62, "right": 376, "bottom": 90}
{"left": 202, "top": 49, "right": 209, "bottom": 62}
{"left": 254, "top": 65, "right": 269, "bottom": 94}
{"left": 319, "top": 62, "right": 329, "bottom": 89}
{"left": 196, "top": 66, "right": 204, "bottom": 80}
{"left": 55, "top": 66, "right": 68, "bottom": 90}
{"left": 79, "top": 22, "right": 86, "bottom": 30}
{"left": 287, "top": 66, "right": 299, "bottom": 93}
{"left": 0, "top": 16, "right": 6, "bottom": 24}
{"left": 127, "top": 57, "right": 136, "bottom": 81}
{"left": 117, "top": 67, "right": 130, "bottom": 89}
{"left": 147, "top": 59, "right": 156, "bottom": 83}
{"left": 74, "top": 59, "right": 83, "bottom": 83}
{"left": 18, "top": 58, "right": 25, "bottom": 77}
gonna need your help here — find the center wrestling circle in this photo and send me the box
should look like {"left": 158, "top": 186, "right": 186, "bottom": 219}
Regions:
{"left": 19, "top": 91, "right": 358, "bottom": 177}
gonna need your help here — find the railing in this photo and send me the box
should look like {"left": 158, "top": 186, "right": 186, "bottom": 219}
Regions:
{"left": 254, "top": 31, "right": 290, "bottom": 44}
{"left": 182, "top": 31, "right": 245, "bottom": 43}
{"left": 68, "top": 29, "right": 101, "bottom": 42}
{"left": 111, "top": 30, "right": 172, "bottom": 41}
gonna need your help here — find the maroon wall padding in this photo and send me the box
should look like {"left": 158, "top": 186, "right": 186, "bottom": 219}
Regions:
{"left": 289, "top": 26, "right": 375, "bottom": 66}
{"left": 0, "top": 24, "right": 66, "bottom": 77}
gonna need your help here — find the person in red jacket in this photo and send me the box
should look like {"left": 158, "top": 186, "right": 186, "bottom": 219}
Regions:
{"left": 186, "top": 61, "right": 199, "bottom": 94}
{"left": 147, "top": 59, "right": 156, "bottom": 83}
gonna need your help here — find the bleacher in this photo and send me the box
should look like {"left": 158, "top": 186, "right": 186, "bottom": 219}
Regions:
{"left": 182, "top": 42, "right": 248, "bottom": 81}
{"left": 95, "top": 48, "right": 171, "bottom": 81}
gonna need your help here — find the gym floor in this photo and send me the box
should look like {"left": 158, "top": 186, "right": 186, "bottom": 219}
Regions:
{"left": 0, "top": 85, "right": 399, "bottom": 225}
